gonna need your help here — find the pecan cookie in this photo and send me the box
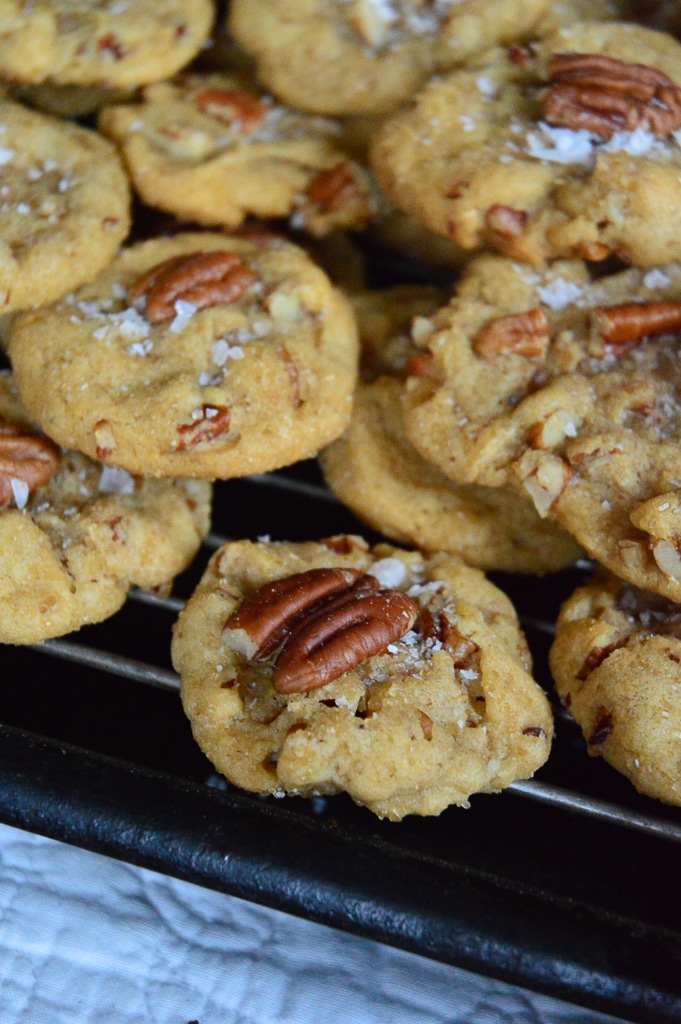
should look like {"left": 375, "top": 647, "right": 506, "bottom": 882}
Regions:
{"left": 172, "top": 537, "right": 553, "bottom": 820}
{"left": 228, "top": 0, "right": 553, "bottom": 117}
{"left": 321, "top": 377, "right": 582, "bottom": 574}
{"left": 8, "top": 232, "right": 359, "bottom": 478}
{"left": 550, "top": 570, "right": 681, "bottom": 805}
{"left": 401, "top": 253, "right": 681, "bottom": 601}
{"left": 0, "top": 0, "right": 213, "bottom": 90}
{"left": 0, "top": 372, "right": 211, "bottom": 644}
{"left": 0, "top": 99, "right": 130, "bottom": 313}
{"left": 371, "top": 22, "right": 681, "bottom": 266}
{"left": 98, "top": 73, "right": 380, "bottom": 236}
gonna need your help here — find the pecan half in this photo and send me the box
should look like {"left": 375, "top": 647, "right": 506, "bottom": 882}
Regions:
{"left": 192, "top": 88, "right": 267, "bottom": 133}
{"left": 129, "top": 251, "right": 259, "bottom": 323}
{"left": 305, "top": 163, "right": 360, "bottom": 211}
{"left": 224, "top": 567, "right": 364, "bottom": 657}
{"left": 273, "top": 586, "right": 419, "bottom": 694}
{"left": 592, "top": 300, "right": 681, "bottom": 354}
{"left": 473, "top": 308, "right": 550, "bottom": 360}
{"left": 176, "top": 405, "right": 231, "bottom": 450}
{"left": 0, "top": 420, "right": 60, "bottom": 508}
{"left": 542, "top": 52, "right": 681, "bottom": 139}
{"left": 224, "top": 566, "right": 419, "bottom": 694}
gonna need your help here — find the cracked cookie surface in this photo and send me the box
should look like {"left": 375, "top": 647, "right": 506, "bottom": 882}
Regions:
{"left": 98, "top": 73, "right": 379, "bottom": 235}
{"left": 371, "top": 22, "right": 681, "bottom": 266}
{"left": 0, "top": 99, "right": 130, "bottom": 313}
{"left": 172, "top": 537, "right": 553, "bottom": 820}
{"left": 8, "top": 232, "right": 359, "bottom": 478}
{"left": 0, "top": 0, "right": 213, "bottom": 89}
{"left": 550, "top": 570, "right": 681, "bottom": 805}
{"left": 0, "top": 372, "right": 211, "bottom": 644}
{"left": 401, "top": 253, "right": 681, "bottom": 600}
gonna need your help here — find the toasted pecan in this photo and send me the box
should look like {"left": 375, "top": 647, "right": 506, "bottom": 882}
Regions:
{"left": 0, "top": 420, "right": 60, "bottom": 508}
{"left": 542, "top": 52, "right": 681, "bottom": 139}
{"left": 129, "top": 251, "right": 258, "bottom": 323}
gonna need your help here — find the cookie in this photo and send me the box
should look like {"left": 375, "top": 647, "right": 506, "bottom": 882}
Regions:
{"left": 371, "top": 22, "right": 681, "bottom": 266}
{"left": 401, "top": 253, "right": 681, "bottom": 601}
{"left": 321, "top": 377, "right": 582, "bottom": 574}
{"left": 8, "top": 232, "right": 359, "bottom": 478}
{"left": 0, "top": 372, "right": 211, "bottom": 644}
{"left": 98, "top": 73, "right": 379, "bottom": 235}
{"left": 228, "top": 0, "right": 552, "bottom": 116}
{"left": 172, "top": 536, "right": 553, "bottom": 820}
{"left": 0, "top": 98, "right": 130, "bottom": 313}
{"left": 0, "top": 0, "right": 213, "bottom": 89}
{"left": 550, "top": 570, "right": 681, "bottom": 805}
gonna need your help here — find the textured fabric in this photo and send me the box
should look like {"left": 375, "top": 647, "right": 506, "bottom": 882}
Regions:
{"left": 0, "top": 823, "right": 630, "bottom": 1024}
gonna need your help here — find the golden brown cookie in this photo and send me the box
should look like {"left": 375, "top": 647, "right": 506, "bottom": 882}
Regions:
{"left": 172, "top": 536, "right": 553, "bottom": 820}
{"left": 0, "top": 99, "right": 130, "bottom": 313}
{"left": 321, "top": 376, "right": 582, "bottom": 573}
{"left": 228, "top": 0, "right": 553, "bottom": 116}
{"left": 0, "top": 0, "right": 213, "bottom": 89}
{"left": 98, "top": 74, "right": 380, "bottom": 235}
{"left": 0, "top": 372, "right": 211, "bottom": 644}
{"left": 8, "top": 232, "right": 359, "bottom": 479}
{"left": 401, "top": 253, "right": 681, "bottom": 601}
{"left": 371, "top": 23, "right": 681, "bottom": 266}
{"left": 550, "top": 570, "right": 681, "bottom": 805}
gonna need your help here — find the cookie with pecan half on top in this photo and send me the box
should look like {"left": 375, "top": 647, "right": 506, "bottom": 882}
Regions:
{"left": 400, "top": 252, "right": 681, "bottom": 601}
{"left": 8, "top": 232, "right": 359, "bottom": 478}
{"left": 550, "top": 569, "right": 681, "bottom": 806}
{"left": 98, "top": 73, "right": 381, "bottom": 237}
{"left": 0, "top": 372, "right": 211, "bottom": 644}
{"left": 372, "top": 22, "right": 681, "bottom": 266}
{"left": 172, "top": 536, "right": 553, "bottom": 820}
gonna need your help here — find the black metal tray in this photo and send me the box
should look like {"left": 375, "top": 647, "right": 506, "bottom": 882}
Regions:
{"left": 2, "top": 462, "right": 681, "bottom": 1024}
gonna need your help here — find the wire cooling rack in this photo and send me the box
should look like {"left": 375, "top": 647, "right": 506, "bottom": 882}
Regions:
{"left": 2, "top": 463, "right": 681, "bottom": 1024}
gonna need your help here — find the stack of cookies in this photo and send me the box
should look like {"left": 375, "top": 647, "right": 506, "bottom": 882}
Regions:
{"left": 2, "top": 0, "right": 681, "bottom": 818}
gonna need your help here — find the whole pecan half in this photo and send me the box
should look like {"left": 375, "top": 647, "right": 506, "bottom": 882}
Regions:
{"left": 192, "top": 88, "right": 268, "bottom": 133}
{"left": 129, "top": 251, "right": 259, "bottom": 323}
{"left": 0, "top": 420, "right": 60, "bottom": 508}
{"left": 224, "top": 567, "right": 365, "bottom": 658}
{"left": 542, "top": 52, "right": 681, "bottom": 139}
{"left": 473, "top": 308, "right": 550, "bottom": 361}
{"left": 592, "top": 300, "right": 681, "bottom": 354}
{"left": 224, "top": 567, "right": 419, "bottom": 694}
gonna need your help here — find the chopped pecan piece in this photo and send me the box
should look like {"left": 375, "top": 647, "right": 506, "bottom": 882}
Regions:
{"left": 576, "top": 640, "right": 625, "bottom": 680}
{"left": 305, "top": 163, "right": 360, "bottom": 211}
{"left": 0, "top": 420, "right": 60, "bottom": 507}
{"left": 485, "top": 205, "right": 529, "bottom": 238}
{"left": 592, "top": 300, "right": 681, "bottom": 354}
{"left": 473, "top": 308, "right": 550, "bottom": 360}
{"left": 176, "top": 405, "right": 231, "bottom": 450}
{"left": 192, "top": 88, "right": 267, "bottom": 133}
{"left": 543, "top": 52, "right": 681, "bottom": 139}
{"left": 129, "top": 251, "right": 259, "bottom": 323}
{"left": 588, "top": 707, "right": 614, "bottom": 747}
{"left": 420, "top": 608, "right": 479, "bottom": 667}
{"left": 224, "top": 566, "right": 419, "bottom": 694}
